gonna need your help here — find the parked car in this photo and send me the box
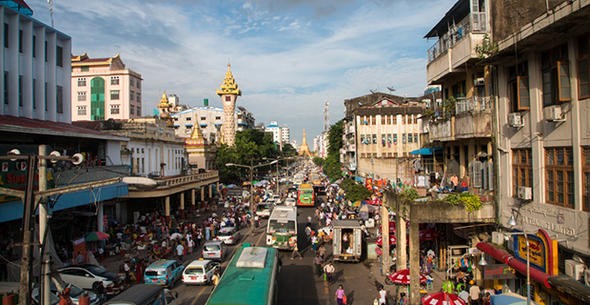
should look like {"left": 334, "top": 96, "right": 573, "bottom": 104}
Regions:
{"left": 255, "top": 202, "right": 272, "bottom": 218}
{"left": 57, "top": 264, "right": 121, "bottom": 293}
{"left": 144, "top": 259, "right": 184, "bottom": 287}
{"left": 216, "top": 226, "right": 241, "bottom": 245}
{"left": 182, "top": 260, "right": 220, "bottom": 285}
{"left": 202, "top": 240, "right": 226, "bottom": 261}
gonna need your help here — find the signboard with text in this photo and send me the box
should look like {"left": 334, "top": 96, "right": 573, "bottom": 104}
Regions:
{"left": 483, "top": 264, "right": 516, "bottom": 280}
{"left": 512, "top": 229, "right": 559, "bottom": 275}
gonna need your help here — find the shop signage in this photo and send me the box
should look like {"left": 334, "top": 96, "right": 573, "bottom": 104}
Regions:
{"left": 483, "top": 264, "right": 516, "bottom": 280}
{"left": 512, "top": 229, "right": 559, "bottom": 275}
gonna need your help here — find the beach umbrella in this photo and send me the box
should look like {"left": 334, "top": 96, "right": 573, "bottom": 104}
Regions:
{"left": 85, "top": 231, "right": 109, "bottom": 242}
{"left": 422, "top": 291, "right": 466, "bottom": 305}
{"left": 386, "top": 269, "right": 427, "bottom": 285}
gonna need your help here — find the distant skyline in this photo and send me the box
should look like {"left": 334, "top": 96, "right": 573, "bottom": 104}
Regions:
{"left": 27, "top": 0, "right": 455, "bottom": 143}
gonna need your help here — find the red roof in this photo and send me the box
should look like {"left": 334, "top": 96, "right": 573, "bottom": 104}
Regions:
{"left": 0, "top": 115, "right": 126, "bottom": 140}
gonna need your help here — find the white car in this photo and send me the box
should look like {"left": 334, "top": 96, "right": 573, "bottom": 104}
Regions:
{"left": 182, "top": 260, "right": 220, "bottom": 285}
{"left": 57, "top": 264, "right": 121, "bottom": 292}
{"left": 216, "top": 226, "right": 241, "bottom": 245}
{"left": 285, "top": 198, "right": 296, "bottom": 206}
{"left": 256, "top": 203, "right": 272, "bottom": 218}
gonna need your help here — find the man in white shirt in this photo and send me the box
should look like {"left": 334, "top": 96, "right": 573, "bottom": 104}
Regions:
{"left": 176, "top": 243, "right": 184, "bottom": 261}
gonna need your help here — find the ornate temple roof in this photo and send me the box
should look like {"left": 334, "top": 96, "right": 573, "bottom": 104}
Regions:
{"left": 216, "top": 64, "right": 241, "bottom": 96}
{"left": 158, "top": 92, "right": 170, "bottom": 109}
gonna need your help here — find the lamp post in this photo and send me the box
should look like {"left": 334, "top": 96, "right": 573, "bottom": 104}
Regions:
{"left": 506, "top": 214, "right": 531, "bottom": 305}
{"left": 225, "top": 160, "right": 278, "bottom": 217}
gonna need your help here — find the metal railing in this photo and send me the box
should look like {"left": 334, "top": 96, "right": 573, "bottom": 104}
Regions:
{"left": 455, "top": 96, "right": 492, "bottom": 115}
{"left": 427, "top": 12, "right": 488, "bottom": 63}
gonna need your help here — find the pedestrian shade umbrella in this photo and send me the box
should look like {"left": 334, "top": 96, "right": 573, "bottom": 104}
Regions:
{"left": 386, "top": 269, "right": 427, "bottom": 285}
{"left": 490, "top": 292, "right": 540, "bottom": 305}
{"left": 422, "top": 291, "right": 466, "bottom": 305}
{"left": 85, "top": 231, "right": 109, "bottom": 242}
{"left": 170, "top": 232, "right": 183, "bottom": 240}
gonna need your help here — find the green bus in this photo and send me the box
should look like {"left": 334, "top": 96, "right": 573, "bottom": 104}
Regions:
{"left": 205, "top": 244, "right": 280, "bottom": 305}
{"left": 297, "top": 183, "right": 315, "bottom": 207}
{"left": 266, "top": 206, "right": 297, "bottom": 250}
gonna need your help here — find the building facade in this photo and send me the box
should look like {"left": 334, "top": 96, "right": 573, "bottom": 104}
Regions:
{"left": 71, "top": 53, "right": 143, "bottom": 121}
{"left": 0, "top": 4, "right": 71, "bottom": 123}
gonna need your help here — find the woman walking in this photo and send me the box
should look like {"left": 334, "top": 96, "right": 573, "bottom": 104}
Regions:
{"left": 335, "top": 284, "right": 346, "bottom": 305}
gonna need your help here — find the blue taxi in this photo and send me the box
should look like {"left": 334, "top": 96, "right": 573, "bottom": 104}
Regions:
{"left": 144, "top": 259, "right": 184, "bottom": 287}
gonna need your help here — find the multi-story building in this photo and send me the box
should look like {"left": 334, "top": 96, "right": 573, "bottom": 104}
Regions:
{"left": 478, "top": 1, "right": 590, "bottom": 303}
{"left": 71, "top": 53, "right": 143, "bottom": 121}
{"left": 266, "top": 121, "right": 281, "bottom": 143}
{"left": 314, "top": 132, "right": 329, "bottom": 159}
{"left": 343, "top": 92, "right": 425, "bottom": 182}
{"left": 280, "top": 125, "right": 291, "bottom": 144}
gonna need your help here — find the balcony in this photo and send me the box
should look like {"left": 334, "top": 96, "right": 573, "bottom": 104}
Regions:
{"left": 428, "top": 118, "right": 454, "bottom": 142}
{"left": 426, "top": 12, "right": 488, "bottom": 83}
{"left": 454, "top": 96, "right": 492, "bottom": 139}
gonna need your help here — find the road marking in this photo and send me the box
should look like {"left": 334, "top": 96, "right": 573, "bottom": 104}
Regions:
{"left": 189, "top": 285, "right": 208, "bottom": 305}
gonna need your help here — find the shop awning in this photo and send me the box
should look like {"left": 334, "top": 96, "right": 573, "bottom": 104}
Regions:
{"left": 410, "top": 147, "right": 442, "bottom": 156}
{"left": 477, "top": 242, "right": 551, "bottom": 288}
{"left": 548, "top": 275, "right": 590, "bottom": 304}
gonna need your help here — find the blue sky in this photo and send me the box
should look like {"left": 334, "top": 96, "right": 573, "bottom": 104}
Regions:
{"left": 27, "top": 0, "right": 455, "bottom": 145}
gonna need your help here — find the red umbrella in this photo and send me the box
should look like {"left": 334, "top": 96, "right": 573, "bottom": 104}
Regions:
{"left": 85, "top": 231, "right": 110, "bottom": 242}
{"left": 422, "top": 292, "right": 466, "bottom": 305}
{"left": 385, "top": 269, "right": 428, "bottom": 285}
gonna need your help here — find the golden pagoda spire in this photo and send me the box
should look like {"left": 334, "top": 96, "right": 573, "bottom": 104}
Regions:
{"left": 298, "top": 129, "right": 312, "bottom": 157}
{"left": 158, "top": 92, "right": 170, "bottom": 108}
{"left": 189, "top": 125, "right": 205, "bottom": 144}
{"left": 216, "top": 63, "right": 241, "bottom": 96}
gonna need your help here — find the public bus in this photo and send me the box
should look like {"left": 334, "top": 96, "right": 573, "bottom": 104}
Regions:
{"left": 296, "top": 183, "right": 315, "bottom": 207}
{"left": 205, "top": 244, "right": 280, "bottom": 305}
{"left": 266, "top": 206, "right": 297, "bottom": 250}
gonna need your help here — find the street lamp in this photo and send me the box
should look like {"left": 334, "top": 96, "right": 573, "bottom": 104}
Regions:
{"left": 504, "top": 229, "right": 531, "bottom": 305}
{"left": 225, "top": 160, "right": 278, "bottom": 218}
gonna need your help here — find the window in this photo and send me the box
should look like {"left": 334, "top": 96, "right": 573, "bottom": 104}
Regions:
{"left": 186, "top": 117, "right": 192, "bottom": 121}
{"left": 56, "top": 46, "right": 63, "bottom": 67}
{"left": 393, "top": 116, "right": 397, "bottom": 124}
{"left": 18, "top": 30, "right": 22, "bottom": 53}
{"left": 408, "top": 133, "right": 413, "bottom": 143}
{"left": 215, "top": 116, "right": 221, "bottom": 120}
{"left": 110, "top": 104, "right": 120, "bottom": 114}
{"left": 32, "top": 35, "right": 36, "bottom": 57}
{"left": 583, "top": 147, "right": 590, "bottom": 211}
{"left": 200, "top": 117, "right": 206, "bottom": 121}
{"left": 136, "top": 92, "right": 140, "bottom": 102}
{"left": 80, "top": 66, "right": 89, "bottom": 72}
{"left": 77, "top": 91, "right": 87, "bottom": 101}
{"left": 225, "top": 96, "right": 231, "bottom": 101}
{"left": 393, "top": 134, "right": 398, "bottom": 144}
{"left": 44, "top": 82, "right": 47, "bottom": 110}
{"left": 512, "top": 149, "right": 532, "bottom": 196}
{"left": 77, "top": 106, "right": 86, "bottom": 115}
{"left": 137, "top": 80, "right": 141, "bottom": 89}
{"left": 413, "top": 115, "right": 418, "bottom": 124}
{"left": 509, "top": 62, "right": 530, "bottom": 111}
{"left": 56, "top": 85, "right": 63, "bottom": 113}
{"left": 111, "top": 76, "right": 119, "bottom": 85}
{"left": 129, "top": 78, "right": 134, "bottom": 87}
{"left": 77, "top": 78, "right": 86, "bottom": 87}
{"left": 137, "top": 106, "right": 141, "bottom": 115}
{"left": 32, "top": 79, "right": 36, "bottom": 109}
{"left": 110, "top": 90, "right": 119, "bottom": 100}
{"left": 44, "top": 40, "right": 47, "bottom": 62}
{"left": 3, "top": 71, "right": 8, "bottom": 105}
{"left": 545, "top": 147, "right": 574, "bottom": 208}
{"left": 4, "top": 23, "right": 8, "bottom": 48}
{"left": 372, "top": 134, "right": 377, "bottom": 144}
{"left": 129, "top": 91, "right": 134, "bottom": 101}
{"left": 542, "top": 44, "right": 570, "bottom": 106}
{"left": 381, "top": 134, "right": 386, "bottom": 146}
{"left": 130, "top": 104, "right": 135, "bottom": 115}
{"left": 18, "top": 75, "right": 22, "bottom": 106}
{"left": 577, "top": 35, "right": 590, "bottom": 99}
{"left": 381, "top": 115, "right": 386, "bottom": 125}
{"left": 402, "top": 133, "right": 406, "bottom": 144}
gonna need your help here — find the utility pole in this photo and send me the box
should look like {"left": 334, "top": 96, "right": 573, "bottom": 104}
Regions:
{"left": 18, "top": 155, "right": 36, "bottom": 305}
{"left": 38, "top": 145, "right": 51, "bottom": 305}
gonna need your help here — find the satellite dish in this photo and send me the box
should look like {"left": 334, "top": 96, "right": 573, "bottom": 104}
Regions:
{"left": 8, "top": 148, "right": 21, "bottom": 161}
{"left": 49, "top": 151, "right": 61, "bottom": 163}
{"left": 387, "top": 86, "right": 396, "bottom": 92}
{"left": 71, "top": 153, "right": 84, "bottom": 166}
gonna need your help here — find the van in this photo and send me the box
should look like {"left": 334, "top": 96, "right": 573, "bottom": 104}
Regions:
{"left": 182, "top": 260, "right": 220, "bottom": 285}
{"left": 144, "top": 260, "right": 184, "bottom": 287}
{"left": 103, "top": 284, "right": 177, "bottom": 305}
{"left": 202, "top": 240, "right": 226, "bottom": 261}
{"left": 332, "top": 219, "right": 363, "bottom": 262}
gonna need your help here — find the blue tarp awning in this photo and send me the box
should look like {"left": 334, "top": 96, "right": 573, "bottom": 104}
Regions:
{"left": 410, "top": 147, "right": 442, "bottom": 156}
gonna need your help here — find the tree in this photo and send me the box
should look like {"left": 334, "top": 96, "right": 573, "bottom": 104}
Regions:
{"left": 339, "top": 178, "right": 371, "bottom": 202}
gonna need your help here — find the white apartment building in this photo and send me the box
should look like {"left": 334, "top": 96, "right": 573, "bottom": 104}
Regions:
{"left": 71, "top": 53, "right": 142, "bottom": 121}
{"left": 0, "top": 4, "right": 71, "bottom": 122}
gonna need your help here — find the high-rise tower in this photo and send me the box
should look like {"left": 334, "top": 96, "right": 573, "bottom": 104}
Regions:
{"left": 215, "top": 64, "right": 241, "bottom": 146}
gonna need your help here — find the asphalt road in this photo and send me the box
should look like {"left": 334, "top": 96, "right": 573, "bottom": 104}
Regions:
{"left": 171, "top": 205, "right": 382, "bottom": 305}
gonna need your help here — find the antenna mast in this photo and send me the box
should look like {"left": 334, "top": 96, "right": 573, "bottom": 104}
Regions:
{"left": 47, "top": 0, "right": 54, "bottom": 27}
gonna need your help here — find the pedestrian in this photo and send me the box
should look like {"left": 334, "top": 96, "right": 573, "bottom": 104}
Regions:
{"left": 291, "top": 243, "right": 303, "bottom": 260}
{"left": 378, "top": 285, "right": 387, "bottom": 305}
{"left": 398, "top": 292, "right": 408, "bottom": 305}
{"left": 313, "top": 253, "right": 323, "bottom": 276}
{"left": 481, "top": 292, "right": 491, "bottom": 305}
{"left": 469, "top": 280, "right": 481, "bottom": 305}
{"left": 323, "top": 262, "right": 335, "bottom": 282}
{"left": 212, "top": 270, "right": 220, "bottom": 286}
{"left": 318, "top": 243, "right": 327, "bottom": 260}
{"left": 176, "top": 242, "right": 184, "bottom": 261}
{"left": 335, "top": 284, "right": 346, "bottom": 305}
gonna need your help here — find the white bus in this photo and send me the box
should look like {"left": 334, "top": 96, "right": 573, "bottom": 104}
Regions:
{"left": 266, "top": 206, "right": 297, "bottom": 250}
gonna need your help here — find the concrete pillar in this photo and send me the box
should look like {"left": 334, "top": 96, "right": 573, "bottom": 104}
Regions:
{"left": 179, "top": 192, "right": 185, "bottom": 211}
{"left": 164, "top": 196, "right": 171, "bottom": 217}
{"left": 396, "top": 204, "right": 407, "bottom": 271}
{"left": 191, "top": 189, "right": 196, "bottom": 206}
{"left": 208, "top": 184, "right": 213, "bottom": 198}
{"left": 381, "top": 204, "right": 390, "bottom": 275}
{"left": 97, "top": 202, "right": 104, "bottom": 233}
{"left": 408, "top": 208, "right": 420, "bottom": 305}
{"left": 201, "top": 187, "right": 205, "bottom": 202}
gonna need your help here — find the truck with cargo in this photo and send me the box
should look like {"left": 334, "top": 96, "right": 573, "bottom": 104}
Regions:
{"left": 332, "top": 219, "right": 363, "bottom": 262}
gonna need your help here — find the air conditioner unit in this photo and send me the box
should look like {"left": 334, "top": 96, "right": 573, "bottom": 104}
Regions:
{"left": 585, "top": 269, "right": 590, "bottom": 287}
{"left": 565, "top": 259, "right": 585, "bottom": 280}
{"left": 491, "top": 231, "right": 505, "bottom": 245}
{"left": 543, "top": 105, "right": 564, "bottom": 122}
{"left": 508, "top": 112, "right": 524, "bottom": 128}
{"left": 517, "top": 186, "right": 532, "bottom": 200}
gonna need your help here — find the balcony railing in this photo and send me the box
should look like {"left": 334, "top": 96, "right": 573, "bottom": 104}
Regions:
{"left": 427, "top": 12, "right": 488, "bottom": 63}
{"left": 455, "top": 96, "right": 492, "bottom": 115}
